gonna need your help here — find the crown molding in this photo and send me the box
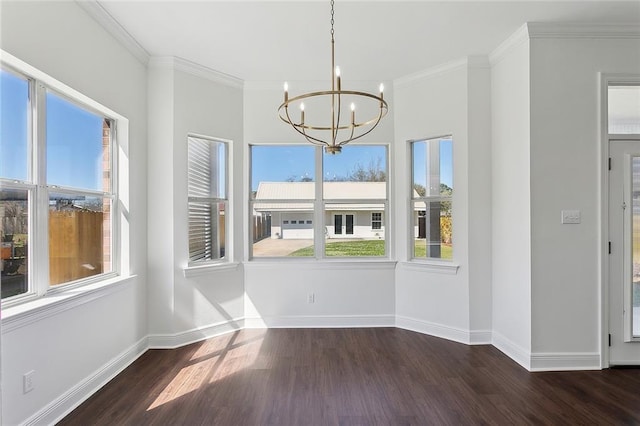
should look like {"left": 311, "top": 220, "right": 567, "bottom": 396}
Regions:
{"left": 489, "top": 23, "right": 530, "bottom": 66}
{"left": 528, "top": 22, "right": 640, "bottom": 39}
{"left": 394, "top": 58, "right": 468, "bottom": 88}
{"left": 148, "top": 56, "right": 244, "bottom": 89}
{"left": 76, "top": 0, "right": 150, "bottom": 65}
{"left": 394, "top": 55, "right": 490, "bottom": 88}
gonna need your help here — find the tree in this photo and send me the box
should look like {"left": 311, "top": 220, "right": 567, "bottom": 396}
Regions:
{"left": 325, "top": 157, "right": 387, "bottom": 182}
{"left": 413, "top": 184, "right": 426, "bottom": 197}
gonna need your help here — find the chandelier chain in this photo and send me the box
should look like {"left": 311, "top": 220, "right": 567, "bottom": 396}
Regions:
{"left": 330, "top": 0, "right": 335, "bottom": 40}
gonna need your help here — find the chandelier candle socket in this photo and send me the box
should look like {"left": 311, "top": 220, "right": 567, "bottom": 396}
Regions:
{"left": 278, "top": 0, "right": 388, "bottom": 155}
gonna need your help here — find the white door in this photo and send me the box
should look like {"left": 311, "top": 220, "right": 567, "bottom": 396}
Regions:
{"left": 609, "top": 140, "right": 640, "bottom": 365}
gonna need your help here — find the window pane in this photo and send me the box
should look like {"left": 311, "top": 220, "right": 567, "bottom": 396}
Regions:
{"left": 251, "top": 202, "right": 314, "bottom": 257}
{"left": 49, "top": 193, "right": 112, "bottom": 286}
{"left": 251, "top": 145, "right": 315, "bottom": 199}
{"left": 323, "top": 145, "right": 387, "bottom": 198}
{"left": 1, "top": 188, "right": 29, "bottom": 299}
{"left": 412, "top": 137, "right": 453, "bottom": 260}
{"left": 46, "top": 92, "right": 110, "bottom": 192}
{"left": 325, "top": 203, "right": 385, "bottom": 257}
{"left": 412, "top": 138, "right": 453, "bottom": 198}
{"left": 413, "top": 200, "right": 452, "bottom": 260}
{"left": 0, "top": 70, "right": 29, "bottom": 181}
{"left": 609, "top": 85, "right": 640, "bottom": 134}
{"left": 189, "top": 201, "right": 225, "bottom": 262}
{"left": 188, "top": 136, "right": 226, "bottom": 199}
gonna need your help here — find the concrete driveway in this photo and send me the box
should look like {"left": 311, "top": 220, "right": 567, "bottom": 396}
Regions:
{"left": 252, "top": 238, "right": 313, "bottom": 256}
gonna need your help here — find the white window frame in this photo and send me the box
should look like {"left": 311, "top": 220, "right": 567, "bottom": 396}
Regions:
{"left": 409, "top": 135, "right": 453, "bottom": 263}
{"left": 248, "top": 143, "right": 390, "bottom": 260}
{"left": 1, "top": 51, "right": 126, "bottom": 308}
{"left": 187, "top": 134, "right": 230, "bottom": 267}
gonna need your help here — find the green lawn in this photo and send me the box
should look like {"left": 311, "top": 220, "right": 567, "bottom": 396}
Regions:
{"left": 288, "top": 239, "right": 453, "bottom": 259}
{"left": 414, "top": 242, "right": 453, "bottom": 260}
{"left": 289, "top": 239, "right": 385, "bottom": 257}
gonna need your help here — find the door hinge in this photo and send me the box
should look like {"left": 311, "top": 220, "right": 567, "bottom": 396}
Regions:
{"left": 608, "top": 333, "right": 612, "bottom": 347}
{"left": 609, "top": 157, "right": 612, "bottom": 170}
{"left": 609, "top": 241, "right": 612, "bottom": 254}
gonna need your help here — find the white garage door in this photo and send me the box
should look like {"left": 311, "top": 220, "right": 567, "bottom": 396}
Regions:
{"left": 281, "top": 214, "right": 313, "bottom": 239}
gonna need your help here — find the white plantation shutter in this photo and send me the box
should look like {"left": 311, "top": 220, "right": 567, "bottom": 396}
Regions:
{"left": 188, "top": 136, "right": 226, "bottom": 263}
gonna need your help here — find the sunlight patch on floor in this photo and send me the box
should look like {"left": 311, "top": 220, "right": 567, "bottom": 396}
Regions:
{"left": 147, "top": 356, "right": 219, "bottom": 410}
{"left": 147, "top": 330, "right": 266, "bottom": 411}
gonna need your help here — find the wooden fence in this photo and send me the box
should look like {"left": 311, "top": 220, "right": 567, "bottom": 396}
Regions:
{"left": 49, "top": 210, "right": 105, "bottom": 286}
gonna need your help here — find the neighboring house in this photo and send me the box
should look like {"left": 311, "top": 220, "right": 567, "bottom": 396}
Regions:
{"left": 254, "top": 181, "right": 389, "bottom": 240}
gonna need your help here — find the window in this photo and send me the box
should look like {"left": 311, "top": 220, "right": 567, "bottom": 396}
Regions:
{"left": 371, "top": 212, "right": 382, "bottom": 230}
{"left": 1, "top": 63, "right": 121, "bottom": 304}
{"left": 187, "top": 135, "right": 228, "bottom": 264}
{"left": 251, "top": 145, "right": 315, "bottom": 257}
{"left": 608, "top": 85, "right": 640, "bottom": 134}
{"left": 411, "top": 136, "right": 453, "bottom": 260}
{"left": 250, "top": 144, "right": 388, "bottom": 258}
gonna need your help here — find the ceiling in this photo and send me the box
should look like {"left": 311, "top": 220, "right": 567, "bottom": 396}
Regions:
{"left": 97, "top": 1, "right": 640, "bottom": 82}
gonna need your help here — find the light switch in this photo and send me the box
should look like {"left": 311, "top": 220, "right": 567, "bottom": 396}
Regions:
{"left": 561, "top": 210, "right": 581, "bottom": 224}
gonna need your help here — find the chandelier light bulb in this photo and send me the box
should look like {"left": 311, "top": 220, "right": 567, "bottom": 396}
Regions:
{"left": 379, "top": 83, "right": 384, "bottom": 93}
{"left": 335, "top": 66, "right": 341, "bottom": 77}
{"left": 284, "top": 82, "right": 288, "bottom": 102}
{"left": 300, "top": 102, "right": 305, "bottom": 111}
{"left": 350, "top": 103, "right": 355, "bottom": 111}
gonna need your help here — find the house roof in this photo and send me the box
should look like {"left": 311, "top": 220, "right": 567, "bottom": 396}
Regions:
{"left": 253, "top": 181, "right": 387, "bottom": 212}
{"left": 255, "top": 181, "right": 387, "bottom": 201}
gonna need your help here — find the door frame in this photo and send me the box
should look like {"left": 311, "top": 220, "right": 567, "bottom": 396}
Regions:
{"left": 600, "top": 73, "right": 640, "bottom": 368}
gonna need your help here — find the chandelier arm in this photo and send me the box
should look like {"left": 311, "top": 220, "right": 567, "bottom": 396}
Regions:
{"left": 283, "top": 104, "right": 328, "bottom": 147}
{"left": 349, "top": 103, "right": 388, "bottom": 129}
{"left": 347, "top": 120, "right": 356, "bottom": 142}
{"left": 301, "top": 124, "right": 331, "bottom": 147}
{"left": 283, "top": 104, "right": 297, "bottom": 128}
{"left": 338, "top": 106, "right": 385, "bottom": 146}
{"left": 333, "top": 91, "right": 342, "bottom": 147}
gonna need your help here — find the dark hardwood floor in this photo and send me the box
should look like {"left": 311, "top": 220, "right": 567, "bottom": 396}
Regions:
{"left": 59, "top": 328, "right": 640, "bottom": 425}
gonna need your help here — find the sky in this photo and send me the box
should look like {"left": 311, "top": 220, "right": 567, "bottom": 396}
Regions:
{"left": 1, "top": 70, "right": 104, "bottom": 193}
{"left": 251, "top": 141, "right": 453, "bottom": 192}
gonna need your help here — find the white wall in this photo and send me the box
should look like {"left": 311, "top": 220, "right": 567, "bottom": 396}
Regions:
{"left": 0, "top": 2, "right": 148, "bottom": 424}
{"left": 172, "top": 68, "right": 245, "bottom": 339}
{"left": 147, "top": 61, "right": 245, "bottom": 345}
{"left": 147, "top": 62, "right": 176, "bottom": 336}
{"left": 243, "top": 82, "right": 396, "bottom": 326}
{"left": 490, "top": 32, "right": 532, "bottom": 367}
{"left": 529, "top": 36, "right": 640, "bottom": 360}
{"left": 393, "top": 59, "right": 493, "bottom": 344}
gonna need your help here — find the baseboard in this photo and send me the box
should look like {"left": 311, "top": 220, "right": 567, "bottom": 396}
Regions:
{"left": 395, "top": 315, "right": 491, "bottom": 345}
{"left": 148, "top": 317, "right": 245, "bottom": 349}
{"left": 244, "top": 314, "right": 395, "bottom": 329}
{"left": 492, "top": 331, "right": 531, "bottom": 370}
{"left": 24, "top": 336, "right": 149, "bottom": 426}
{"left": 530, "top": 352, "right": 601, "bottom": 372}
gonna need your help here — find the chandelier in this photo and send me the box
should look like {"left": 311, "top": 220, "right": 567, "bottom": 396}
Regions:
{"left": 278, "top": 0, "right": 388, "bottom": 154}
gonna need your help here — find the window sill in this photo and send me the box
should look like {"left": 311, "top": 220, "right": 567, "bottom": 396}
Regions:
{"left": 1, "top": 275, "right": 137, "bottom": 333}
{"left": 245, "top": 259, "right": 397, "bottom": 271}
{"left": 183, "top": 262, "right": 240, "bottom": 278}
{"left": 398, "top": 261, "right": 460, "bottom": 275}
